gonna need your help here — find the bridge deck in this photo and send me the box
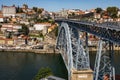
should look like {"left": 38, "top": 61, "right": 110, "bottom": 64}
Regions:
{"left": 55, "top": 19, "right": 120, "bottom": 44}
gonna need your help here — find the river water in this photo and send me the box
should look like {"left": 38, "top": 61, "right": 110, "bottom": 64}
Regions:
{"left": 0, "top": 52, "right": 68, "bottom": 80}
{"left": 0, "top": 51, "right": 120, "bottom": 80}
{"left": 89, "top": 51, "right": 120, "bottom": 75}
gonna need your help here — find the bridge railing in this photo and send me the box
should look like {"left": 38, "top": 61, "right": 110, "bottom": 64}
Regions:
{"left": 97, "top": 22, "right": 120, "bottom": 30}
{"left": 55, "top": 19, "right": 120, "bottom": 31}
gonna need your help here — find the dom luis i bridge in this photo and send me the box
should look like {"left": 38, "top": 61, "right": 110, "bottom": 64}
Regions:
{"left": 55, "top": 19, "right": 120, "bottom": 80}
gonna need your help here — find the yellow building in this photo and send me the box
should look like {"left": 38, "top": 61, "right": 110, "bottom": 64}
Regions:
{"left": 48, "top": 24, "right": 57, "bottom": 33}
{"left": 0, "top": 38, "right": 14, "bottom": 45}
{"left": 0, "top": 39, "right": 5, "bottom": 44}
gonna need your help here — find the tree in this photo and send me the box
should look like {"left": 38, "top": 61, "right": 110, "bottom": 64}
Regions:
{"left": 37, "top": 8, "right": 43, "bottom": 14}
{"left": 106, "top": 6, "right": 119, "bottom": 18}
{"left": 33, "top": 7, "right": 38, "bottom": 12}
{"left": 33, "top": 7, "right": 43, "bottom": 14}
{"left": 33, "top": 67, "right": 52, "bottom": 80}
{"left": 119, "top": 15, "right": 120, "bottom": 18}
{"left": 39, "top": 32, "right": 44, "bottom": 40}
{"left": 55, "top": 27, "right": 58, "bottom": 37}
{"left": 95, "top": 7, "right": 103, "bottom": 13}
{"left": 19, "top": 8, "right": 23, "bottom": 13}
{"left": 18, "top": 24, "right": 29, "bottom": 44}
{"left": 72, "top": 12, "right": 75, "bottom": 16}
{"left": 0, "top": 25, "right": 2, "bottom": 28}
{"left": 6, "top": 32, "right": 12, "bottom": 39}
{"left": 16, "top": 6, "right": 23, "bottom": 13}
{"left": 39, "top": 33, "right": 44, "bottom": 37}
{"left": 16, "top": 6, "right": 19, "bottom": 13}
{"left": 23, "top": 4, "right": 28, "bottom": 9}
{"left": 18, "top": 24, "right": 29, "bottom": 35}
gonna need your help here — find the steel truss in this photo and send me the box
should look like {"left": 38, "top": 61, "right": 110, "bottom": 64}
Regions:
{"left": 55, "top": 19, "right": 118, "bottom": 80}
{"left": 56, "top": 22, "right": 90, "bottom": 80}
{"left": 94, "top": 40, "right": 115, "bottom": 80}
{"left": 55, "top": 19, "right": 120, "bottom": 44}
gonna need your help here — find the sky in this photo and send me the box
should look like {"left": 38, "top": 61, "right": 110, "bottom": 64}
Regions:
{"left": 0, "top": 0, "right": 120, "bottom": 12}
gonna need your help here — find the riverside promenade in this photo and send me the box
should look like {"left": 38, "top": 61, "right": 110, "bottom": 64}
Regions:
{"left": 89, "top": 46, "right": 120, "bottom": 52}
{"left": 0, "top": 46, "right": 119, "bottom": 54}
{"left": 0, "top": 49, "right": 60, "bottom": 54}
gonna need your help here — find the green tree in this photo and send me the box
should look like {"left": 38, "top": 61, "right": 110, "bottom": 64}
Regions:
{"left": 19, "top": 8, "right": 23, "bottom": 13}
{"left": 72, "top": 12, "right": 75, "bottom": 16}
{"left": 106, "top": 6, "right": 119, "bottom": 18}
{"left": 33, "top": 7, "right": 43, "bottom": 14}
{"left": 0, "top": 25, "right": 2, "bottom": 28}
{"left": 16, "top": 6, "right": 23, "bottom": 13}
{"left": 33, "top": 67, "right": 52, "bottom": 80}
{"left": 16, "top": 6, "right": 19, "bottom": 13}
{"left": 39, "top": 33, "right": 43, "bottom": 37}
{"left": 33, "top": 7, "right": 38, "bottom": 12}
{"left": 6, "top": 32, "right": 11, "bottom": 38}
{"left": 55, "top": 27, "right": 58, "bottom": 37}
{"left": 19, "top": 24, "right": 29, "bottom": 44}
{"left": 95, "top": 7, "right": 103, "bottom": 13}
{"left": 39, "top": 32, "right": 44, "bottom": 40}
{"left": 23, "top": 4, "right": 28, "bottom": 9}
{"left": 18, "top": 24, "right": 29, "bottom": 35}
{"left": 37, "top": 8, "right": 43, "bottom": 14}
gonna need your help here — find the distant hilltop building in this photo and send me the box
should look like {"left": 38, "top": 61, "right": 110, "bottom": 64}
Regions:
{"left": 118, "top": 9, "right": 120, "bottom": 17}
{"left": 2, "top": 5, "right": 16, "bottom": 17}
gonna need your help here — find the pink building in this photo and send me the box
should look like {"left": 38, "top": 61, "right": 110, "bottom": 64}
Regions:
{"left": 1, "top": 24, "right": 22, "bottom": 32}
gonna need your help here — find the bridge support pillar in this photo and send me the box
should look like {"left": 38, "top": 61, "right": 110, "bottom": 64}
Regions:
{"left": 71, "top": 69, "right": 93, "bottom": 80}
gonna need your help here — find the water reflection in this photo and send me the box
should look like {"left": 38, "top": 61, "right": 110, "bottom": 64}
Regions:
{"left": 89, "top": 51, "right": 120, "bottom": 75}
{"left": 0, "top": 51, "right": 120, "bottom": 80}
{"left": 0, "top": 52, "right": 68, "bottom": 80}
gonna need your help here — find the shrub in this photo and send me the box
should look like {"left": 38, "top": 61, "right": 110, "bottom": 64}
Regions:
{"left": 33, "top": 67, "right": 52, "bottom": 80}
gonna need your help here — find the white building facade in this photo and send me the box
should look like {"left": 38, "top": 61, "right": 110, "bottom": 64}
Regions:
{"left": 1, "top": 24, "right": 22, "bottom": 32}
{"left": 2, "top": 5, "right": 16, "bottom": 17}
{"left": 0, "top": 17, "right": 4, "bottom": 22}
{"left": 34, "top": 23, "right": 51, "bottom": 35}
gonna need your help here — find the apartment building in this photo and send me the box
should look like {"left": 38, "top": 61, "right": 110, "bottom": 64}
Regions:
{"left": 1, "top": 24, "right": 22, "bottom": 32}
{"left": 2, "top": 5, "right": 16, "bottom": 17}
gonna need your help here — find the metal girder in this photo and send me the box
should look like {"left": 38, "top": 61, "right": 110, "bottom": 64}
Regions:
{"left": 56, "top": 22, "right": 73, "bottom": 80}
{"left": 55, "top": 20, "right": 120, "bottom": 44}
{"left": 70, "top": 26, "right": 90, "bottom": 70}
{"left": 55, "top": 19, "right": 118, "bottom": 80}
{"left": 56, "top": 22, "right": 90, "bottom": 80}
{"left": 94, "top": 40, "right": 115, "bottom": 80}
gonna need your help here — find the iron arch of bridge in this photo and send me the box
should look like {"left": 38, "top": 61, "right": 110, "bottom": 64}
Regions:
{"left": 56, "top": 20, "right": 117, "bottom": 80}
{"left": 94, "top": 40, "right": 115, "bottom": 80}
{"left": 56, "top": 22, "right": 90, "bottom": 79}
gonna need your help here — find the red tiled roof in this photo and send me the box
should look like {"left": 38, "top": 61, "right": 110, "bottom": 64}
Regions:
{"left": 35, "top": 23, "right": 51, "bottom": 26}
{"left": 0, "top": 16, "right": 4, "bottom": 18}
{"left": 16, "top": 13, "right": 25, "bottom": 14}
{"left": 102, "top": 16, "right": 109, "bottom": 19}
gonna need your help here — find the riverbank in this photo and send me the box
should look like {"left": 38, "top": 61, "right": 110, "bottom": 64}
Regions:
{"left": 0, "top": 51, "right": 67, "bottom": 80}
{"left": 0, "top": 46, "right": 120, "bottom": 54}
{"left": 0, "top": 49, "right": 60, "bottom": 54}
{"left": 89, "top": 46, "right": 120, "bottom": 52}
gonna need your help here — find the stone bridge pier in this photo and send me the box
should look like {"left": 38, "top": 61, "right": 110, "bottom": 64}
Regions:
{"left": 71, "top": 69, "right": 93, "bottom": 80}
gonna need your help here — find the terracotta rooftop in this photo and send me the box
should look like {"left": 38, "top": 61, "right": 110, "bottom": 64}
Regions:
{"left": 16, "top": 13, "right": 25, "bottom": 14}
{"left": 0, "top": 15, "right": 4, "bottom": 18}
{"left": 35, "top": 23, "right": 51, "bottom": 26}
